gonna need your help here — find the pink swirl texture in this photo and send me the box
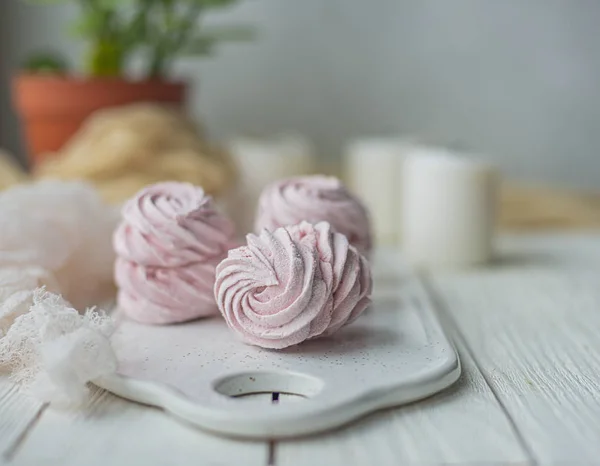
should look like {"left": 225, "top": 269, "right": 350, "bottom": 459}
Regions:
{"left": 115, "top": 257, "right": 220, "bottom": 324}
{"left": 255, "top": 176, "right": 373, "bottom": 257}
{"left": 114, "top": 182, "right": 234, "bottom": 267}
{"left": 114, "top": 182, "right": 235, "bottom": 324}
{"left": 215, "top": 221, "right": 372, "bottom": 349}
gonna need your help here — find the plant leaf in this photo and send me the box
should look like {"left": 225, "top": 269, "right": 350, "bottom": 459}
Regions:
{"left": 21, "top": 51, "right": 69, "bottom": 74}
{"left": 177, "top": 24, "right": 254, "bottom": 57}
{"left": 122, "top": 11, "right": 148, "bottom": 47}
{"left": 69, "top": 14, "right": 106, "bottom": 38}
{"left": 178, "top": 36, "right": 215, "bottom": 57}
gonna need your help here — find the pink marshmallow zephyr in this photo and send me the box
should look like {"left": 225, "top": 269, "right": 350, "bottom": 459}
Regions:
{"left": 255, "top": 175, "right": 373, "bottom": 257}
{"left": 114, "top": 182, "right": 235, "bottom": 324}
{"left": 215, "top": 221, "right": 373, "bottom": 349}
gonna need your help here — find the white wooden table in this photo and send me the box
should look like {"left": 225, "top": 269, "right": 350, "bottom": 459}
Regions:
{"left": 2, "top": 234, "right": 600, "bottom": 466}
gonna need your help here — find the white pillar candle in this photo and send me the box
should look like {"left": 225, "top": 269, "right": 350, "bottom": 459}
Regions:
{"left": 345, "top": 138, "right": 414, "bottom": 245}
{"left": 401, "top": 148, "right": 498, "bottom": 268}
{"left": 226, "top": 135, "right": 316, "bottom": 237}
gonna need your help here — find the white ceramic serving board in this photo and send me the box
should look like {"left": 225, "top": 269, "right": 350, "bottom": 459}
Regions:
{"left": 96, "top": 262, "right": 460, "bottom": 439}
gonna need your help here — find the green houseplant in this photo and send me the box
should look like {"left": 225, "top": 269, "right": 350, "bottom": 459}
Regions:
{"left": 13, "top": 0, "right": 252, "bottom": 165}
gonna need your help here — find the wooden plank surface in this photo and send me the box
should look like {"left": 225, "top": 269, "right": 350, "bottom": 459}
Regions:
{"left": 0, "top": 378, "right": 45, "bottom": 465}
{"left": 2, "top": 235, "right": 600, "bottom": 466}
{"left": 429, "top": 236, "right": 600, "bottom": 464}
{"left": 275, "top": 295, "right": 531, "bottom": 466}
{"left": 496, "top": 233, "right": 600, "bottom": 268}
{"left": 10, "top": 386, "right": 269, "bottom": 466}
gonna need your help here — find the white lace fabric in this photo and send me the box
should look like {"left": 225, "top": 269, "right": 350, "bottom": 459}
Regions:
{"left": 0, "top": 181, "right": 119, "bottom": 406}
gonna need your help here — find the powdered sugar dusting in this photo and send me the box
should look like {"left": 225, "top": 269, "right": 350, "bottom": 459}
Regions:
{"left": 215, "top": 221, "right": 372, "bottom": 349}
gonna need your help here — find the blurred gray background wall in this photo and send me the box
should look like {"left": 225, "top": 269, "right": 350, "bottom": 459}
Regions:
{"left": 1, "top": 0, "right": 599, "bottom": 188}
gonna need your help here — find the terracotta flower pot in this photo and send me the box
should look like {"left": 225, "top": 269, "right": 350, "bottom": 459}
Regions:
{"left": 12, "top": 75, "right": 186, "bottom": 166}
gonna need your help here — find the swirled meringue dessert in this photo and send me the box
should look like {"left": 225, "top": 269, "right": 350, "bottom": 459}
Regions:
{"left": 215, "top": 221, "right": 372, "bottom": 349}
{"left": 114, "top": 182, "right": 235, "bottom": 324}
{"left": 255, "top": 176, "right": 373, "bottom": 257}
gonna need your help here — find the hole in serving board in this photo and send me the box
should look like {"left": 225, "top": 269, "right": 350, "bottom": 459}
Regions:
{"left": 232, "top": 392, "right": 306, "bottom": 403}
{"left": 213, "top": 371, "right": 323, "bottom": 401}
